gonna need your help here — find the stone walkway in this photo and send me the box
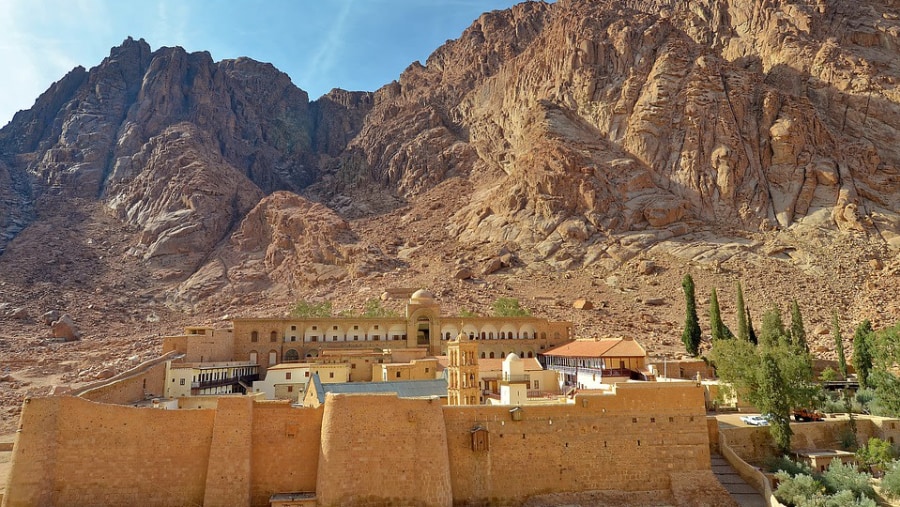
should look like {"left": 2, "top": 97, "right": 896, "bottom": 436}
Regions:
{"left": 711, "top": 453, "right": 768, "bottom": 507}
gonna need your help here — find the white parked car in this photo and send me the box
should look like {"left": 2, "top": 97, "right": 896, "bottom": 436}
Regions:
{"left": 740, "top": 415, "right": 770, "bottom": 426}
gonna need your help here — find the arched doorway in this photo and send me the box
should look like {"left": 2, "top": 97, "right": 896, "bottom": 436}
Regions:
{"left": 416, "top": 316, "right": 431, "bottom": 346}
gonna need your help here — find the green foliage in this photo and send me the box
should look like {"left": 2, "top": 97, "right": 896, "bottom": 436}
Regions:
{"left": 853, "top": 320, "right": 874, "bottom": 389}
{"left": 774, "top": 472, "right": 825, "bottom": 506}
{"left": 681, "top": 274, "right": 701, "bottom": 356}
{"left": 819, "top": 367, "right": 838, "bottom": 382}
{"left": 735, "top": 282, "right": 749, "bottom": 342}
{"left": 362, "top": 298, "right": 398, "bottom": 318}
{"left": 820, "top": 459, "right": 874, "bottom": 499}
{"left": 882, "top": 461, "right": 900, "bottom": 499}
{"left": 457, "top": 308, "right": 477, "bottom": 318}
{"left": 765, "top": 455, "right": 813, "bottom": 476}
{"left": 832, "top": 311, "right": 847, "bottom": 379}
{"left": 491, "top": 297, "right": 531, "bottom": 317}
{"left": 823, "top": 490, "right": 876, "bottom": 507}
{"left": 856, "top": 437, "right": 897, "bottom": 472}
{"left": 790, "top": 299, "right": 809, "bottom": 352}
{"left": 709, "top": 288, "right": 733, "bottom": 341}
{"left": 291, "top": 300, "right": 332, "bottom": 318}
{"left": 760, "top": 305, "right": 788, "bottom": 347}
{"left": 747, "top": 308, "right": 759, "bottom": 345}
{"left": 759, "top": 352, "right": 793, "bottom": 454}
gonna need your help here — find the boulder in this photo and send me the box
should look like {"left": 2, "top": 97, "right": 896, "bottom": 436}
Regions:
{"left": 454, "top": 267, "right": 474, "bottom": 280}
{"left": 51, "top": 314, "right": 81, "bottom": 341}
{"left": 481, "top": 258, "right": 504, "bottom": 276}
{"left": 41, "top": 310, "right": 61, "bottom": 325}
{"left": 573, "top": 299, "right": 594, "bottom": 310}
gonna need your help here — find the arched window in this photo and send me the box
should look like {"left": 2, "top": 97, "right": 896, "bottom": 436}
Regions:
{"left": 445, "top": 332, "right": 451, "bottom": 340}
{"left": 481, "top": 352, "right": 486, "bottom": 359}
{"left": 540, "top": 332, "right": 547, "bottom": 339}
{"left": 481, "top": 332, "right": 486, "bottom": 340}
{"left": 284, "top": 349, "right": 299, "bottom": 362}
{"left": 268, "top": 350, "right": 277, "bottom": 365}
{"left": 489, "top": 352, "right": 495, "bottom": 359}
{"left": 527, "top": 351, "right": 533, "bottom": 358}
{"left": 251, "top": 331, "right": 259, "bottom": 342}
{"left": 270, "top": 331, "right": 278, "bottom": 342}
{"left": 249, "top": 351, "right": 258, "bottom": 364}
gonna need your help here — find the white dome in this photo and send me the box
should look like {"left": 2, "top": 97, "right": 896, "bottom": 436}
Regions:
{"left": 505, "top": 353, "right": 521, "bottom": 361}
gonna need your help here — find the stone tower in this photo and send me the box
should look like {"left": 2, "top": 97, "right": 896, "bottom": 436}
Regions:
{"left": 447, "top": 330, "right": 479, "bottom": 405}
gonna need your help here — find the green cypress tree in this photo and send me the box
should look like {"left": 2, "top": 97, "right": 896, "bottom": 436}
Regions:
{"left": 747, "top": 308, "right": 758, "bottom": 345}
{"left": 681, "top": 274, "right": 701, "bottom": 356}
{"left": 709, "top": 288, "right": 727, "bottom": 341}
{"left": 735, "top": 282, "right": 749, "bottom": 342}
{"left": 790, "top": 299, "right": 809, "bottom": 352}
{"left": 832, "top": 310, "right": 847, "bottom": 379}
{"left": 760, "top": 306, "right": 787, "bottom": 348}
{"left": 757, "top": 352, "right": 793, "bottom": 454}
{"left": 853, "top": 320, "right": 874, "bottom": 389}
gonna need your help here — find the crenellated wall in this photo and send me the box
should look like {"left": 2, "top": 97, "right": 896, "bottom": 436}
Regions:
{"left": 3, "top": 383, "right": 714, "bottom": 507}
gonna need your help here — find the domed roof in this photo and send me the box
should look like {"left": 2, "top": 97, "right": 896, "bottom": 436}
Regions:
{"left": 505, "top": 353, "right": 521, "bottom": 361}
{"left": 410, "top": 289, "right": 435, "bottom": 302}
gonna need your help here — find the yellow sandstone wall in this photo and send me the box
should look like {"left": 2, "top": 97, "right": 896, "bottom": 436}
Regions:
{"left": 316, "top": 393, "right": 453, "bottom": 507}
{"left": 444, "top": 383, "right": 710, "bottom": 505}
{"left": 250, "top": 402, "right": 323, "bottom": 507}
{"left": 3, "top": 396, "right": 216, "bottom": 507}
{"left": 4, "top": 383, "right": 713, "bottom": 507}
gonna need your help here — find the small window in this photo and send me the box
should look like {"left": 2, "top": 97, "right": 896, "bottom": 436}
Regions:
{"left": 374, "top": 325, "right": 379, "bottom": 330}
{"left": 329, "top": 372, "right": 334, "bottom": 379}
{"left": 312, "top": 326, "right": 317, "bottom": 330}
{"left": 425, "top": 368, "right": 430, "bottom": 373}
{"left": 333, "top": 325, "right": 338, "bottom": 330}
{"left": 251, "top": 331, "right": 259, "bottom": 342}
{"left": 286, "top": 372, "right": 292, "bottom": 380}
{"left": 396, "top": 371, "right": 401, "bottom": 378}
{"left": 354, "top": 325, "right": 359, "bottom": 330}
{"left": 352, "top": 364, "right": 357, "bottom": 369}
{"left": 291, "top": 325, "right": 296, "bottom": 331}
{"left": 305, "top": 371, "right": 310, "bottom": 377}
{"left": 288, "top": 386, "right": 293, "bottom": 393}
{"left": 632, "top": 418, "right": 637, "bottom": 423}
{"left": 180, "top": 379, "right": 185, "bottom": 385}
{"left": 650, "top": 418, "right": 655, "bottom": 423}
{"left": 669, "top": 417, "right": 674, "bottom": 423}
{"left": 354, "top": 335, "right": 359, "bottom": 341}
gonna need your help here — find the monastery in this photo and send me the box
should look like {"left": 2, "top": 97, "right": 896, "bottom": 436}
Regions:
{"left": 10, "top": 290, "right": 899, "bottom": 506}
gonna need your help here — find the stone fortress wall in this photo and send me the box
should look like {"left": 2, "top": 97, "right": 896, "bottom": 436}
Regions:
{"left": 3, "top": 382, "right": 712, "bottom": 507}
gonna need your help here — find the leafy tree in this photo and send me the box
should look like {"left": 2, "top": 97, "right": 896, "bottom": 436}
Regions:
{"left": 681, "top": 274, "right": 701, "bottom": 356}
{"left": 291, "top": 300, "right": 332, "bottom": 318}
{"left": 362, "top": 298, "right": 398, "bottom": 318}
{"left": 735, "top": 281, "right": 749, "bottom": 342}
{"left": 852, "top": 320, "right": 873, "bottom": 389}
{"left": 856, "top": 437, "right": 897, "bottom": 473}
{"left": 790, "top": 299, "right": 809, "bottom": 352}
{"left": 819, "top": 367, "right": 838, "bottom": 382}
{"left": 832, "top": 311, "right": 847, "bottom": 379}
{"left": 747, "top": 308, "right": 758, "bottom": 345}
{"left": 491, "top": 297, "right": 531, "bottom": 317}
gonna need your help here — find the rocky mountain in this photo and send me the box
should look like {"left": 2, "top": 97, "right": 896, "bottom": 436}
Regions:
{"left": 1, "top": 0, "right": 900, "bottom": 429}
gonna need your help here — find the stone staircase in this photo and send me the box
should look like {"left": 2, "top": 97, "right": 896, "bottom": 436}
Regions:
{"left": 711, "top": 453, "right": 768, "bottom": 507}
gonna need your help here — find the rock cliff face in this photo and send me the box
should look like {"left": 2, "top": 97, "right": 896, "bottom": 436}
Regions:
{"left": 0, "top": 0, "right": 899, "bottom": 356}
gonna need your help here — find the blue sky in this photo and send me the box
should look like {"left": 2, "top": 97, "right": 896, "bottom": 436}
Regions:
{"left": 0, "top": 0, "right": 532, "bottom": 127}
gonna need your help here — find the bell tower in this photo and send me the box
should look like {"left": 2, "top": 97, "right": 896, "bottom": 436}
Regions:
{"left": 447, "top": 330, "right": 479, "bottom": 405}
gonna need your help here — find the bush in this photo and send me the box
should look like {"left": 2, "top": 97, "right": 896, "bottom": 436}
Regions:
{"left": 774, "top": 472, "right": 825, "bottom": 506}
{"left": 491, "top": 297, "right": 531, "bottom": 317}
{"left": 823, "top": 490, "right": 876, "bottom": 507}
{"left": 819, "top": 367, "right": 838, "bottom": 382}
{"left": 882, "top": 461, "right": 900, "bottom": 499}
{"left": 820, "top": 459, "right": 874, "bottom": 499}
{"left": 291, "top": 300, "right": 332, "bottom": 318}
{"left": 766, "top": 455, "right": 813, "bottom": 476}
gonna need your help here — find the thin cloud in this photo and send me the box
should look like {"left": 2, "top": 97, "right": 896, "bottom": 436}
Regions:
{"left": 301, "top": 0, "right": 355, "bottom": 92}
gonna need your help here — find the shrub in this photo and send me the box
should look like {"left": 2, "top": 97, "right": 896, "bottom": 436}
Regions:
{"left": 819, "top": 367, "right": 838, "bottom": 382}
{"left": 820, "top": 459, "right": 874, "bottom": 499}
{"left": 774, "top": 472, "right": 825, "bottom": 506}
{"left": 882, "top": 461, "right": 900, "bottom": 499}
{"left": 491, "top": 297, "right": 530, "bottom": 317}
{"left": 291, "top": 300, "right": 332, "bottom": 318}
{"left": 766, "top": 455, "right": 813, "bottom": 476}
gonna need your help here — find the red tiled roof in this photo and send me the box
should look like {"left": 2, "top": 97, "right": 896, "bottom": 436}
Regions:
{"left": 542, "top": 338, "right": 646, "bottom": 358}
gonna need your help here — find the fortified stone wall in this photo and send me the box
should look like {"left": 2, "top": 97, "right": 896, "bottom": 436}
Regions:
{"left": 444, "top": 383, "right": 710, "bottom": 505}
{"left": 3, "top": 396, "right": 216, "bottom": 507}
{"left": 316, "top": 393, "right": 453, "bottom": 507}
{"left": 3, "top": 384, "right": 713, "bottom": 507}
